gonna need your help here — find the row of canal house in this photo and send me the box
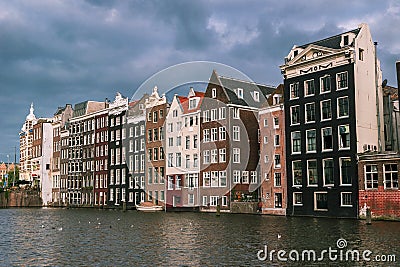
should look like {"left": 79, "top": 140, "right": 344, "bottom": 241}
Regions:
{"left": 19, "top": 22, "right": 400, "bottom": 219}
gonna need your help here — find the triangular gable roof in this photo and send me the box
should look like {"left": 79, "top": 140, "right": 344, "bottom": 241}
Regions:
{"left": 288, "top": 44, "right": 339, "bottom": 66}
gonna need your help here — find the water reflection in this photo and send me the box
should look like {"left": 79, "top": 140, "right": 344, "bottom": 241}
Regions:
{"left": 0, "top": 209, "right": 398, "bottom": 266}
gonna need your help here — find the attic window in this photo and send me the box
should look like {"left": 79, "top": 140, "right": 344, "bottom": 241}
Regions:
{"left": 359, "top": 48, "right": 364, "bottom": 61}
{"left": 212, "top": 88, "right": 217, "bottom": 98}
{"left": 189, "top": 98, "right": 197, "bottom": 109}
{"left": 293, "top": 50, "right": 298, "bottom": 57}
{"left": 173, "top": 110, "right": 178, "bottom": 117}
{"left": 253, "top": 91, "right": 259, "bottom": 102}
{"left": 273, "top": 95, "right": 280, "bottom": 105}
{"left": 139, "top": 104, "right": 144, "bottom": 110}
{"left": 237, "top": 88, "right": 243, "bottom": 99}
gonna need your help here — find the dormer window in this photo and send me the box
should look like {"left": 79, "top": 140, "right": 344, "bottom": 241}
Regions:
{"left": 293, "top": 50, "right": 298, "bottom": 57}
{"left": 237, "top": 88, "right": 243, "bottom": 99}
{"left": 273, "top": 95, "right": 280, "bottom": 105}
{"left": 212, "top": 88, "right": 217, "bottom": 98}
{"left": 189, "top": 98, "right": 197, "bottom": 109}
{"left": 172, "top": 110, "right": 178, "bottom": 117}
{"left": 253, "top": 91, "right": 259, "bottom": 102}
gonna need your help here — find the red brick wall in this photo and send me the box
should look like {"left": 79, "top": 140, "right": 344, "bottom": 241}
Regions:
{"left": 358, "top": 158, "right": 400, "bottom": 218}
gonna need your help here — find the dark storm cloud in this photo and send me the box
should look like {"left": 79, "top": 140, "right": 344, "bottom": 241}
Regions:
{"left": 0, "top": 0, "right": 398, "bottom": 162}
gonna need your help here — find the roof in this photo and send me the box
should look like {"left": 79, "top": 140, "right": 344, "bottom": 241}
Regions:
{"left": 128, "top": 100, "right": 139, "bottom": 107}
{"left": 383, "top": 85, "right": 398, "bottom": 101}
{"left": 73, "top": 101, "right": 88, "bottom": 117}
{"left": 178, "top": 91, "right": 205, "bottom": 114}
{"left": 298, "top": 28, "right": 361, "bottom": 49}
{"left": 218, "top": 76, "right": 276, "bottom": 108}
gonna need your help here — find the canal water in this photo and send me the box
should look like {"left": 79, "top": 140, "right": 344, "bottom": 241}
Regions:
{"left": 0, "top": 208, "right": 398, "bottom": 266}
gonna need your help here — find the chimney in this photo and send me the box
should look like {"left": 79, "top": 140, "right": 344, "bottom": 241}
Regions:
{"left": 396, "top": 61, "right": 400, "bottom": 93}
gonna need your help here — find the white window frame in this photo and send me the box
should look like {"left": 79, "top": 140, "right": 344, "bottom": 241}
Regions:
{"left": 337, "top": 96, "right": 349, "bottom": 119}
{"left": 320, "top": 99, "right": 332, "bottom": 121}
{"left": 290, "top": 82, "right": 299, "bottom": 100}
{"left": 320, "top": 75, "right": 331, "bottom": 94}
{"left": 293, "top": 192, "right": 303, "bottom": 206}
{"left": 304, "top": 79, "right": 315, "bottom": 97}
{"left": 340, "top": 192, "right": 352, "bottom": 207}
{"left": 339, "top": 157, "right": 352, "bottom": 186}
{"left": 305, "top": 102, "right": 316, "bottom": 123}
{"left": 323, "top": 158, "right": 334, "bottom": 187}
{"left": 336, "top": 71, "right": 348, "bottom": 90}
{"left": 290, "top": 105, "right": 300, "bottom": 125}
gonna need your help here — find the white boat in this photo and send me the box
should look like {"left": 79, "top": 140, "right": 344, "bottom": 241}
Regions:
{"left": 136, "top": 202, "right": 163, "bottom": 212}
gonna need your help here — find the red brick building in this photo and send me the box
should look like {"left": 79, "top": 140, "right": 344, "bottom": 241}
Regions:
{"left": 358, "top": 151, "right": 400, "bottom": 219}
{"left": 259, "top": 86, "right": 286, "bottom": 215}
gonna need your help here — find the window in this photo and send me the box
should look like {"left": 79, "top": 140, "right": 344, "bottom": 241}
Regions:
{"left": 210, "top": 196, "right": 218, "bottom": 206}
{"left": 304, "top": 79, "right": 315, "bottom": 96}
{"left": 203, "top": 129, "right": 210, "bottom": 142}
{"left": 322, "top": 127, "right": 333, "bottom": 151}
{"left": 153, "top": 111, "right": 158, "bottom": 123}
{"left": 340, "top": 158, "right": 352, "bottom": 185}
{"left": 274, "top": 173, "right": 281, "bottom": 187}
{"left": 306, "top": 129, "right": 316, "bottom": 153}
{"left": 203, "top": 172, "right": 210, "bottom": 187}
{"left": 237, "top": 88, "right": 243, "bottom": 99}
{"left": 341, "top": 192, "right": 352, "bottom": 207}
{"left": 219, "top": 107, "right": 226, "bottom": 120}
{"left": 365, "top": 165, "right": 378, "bottom": 189}
{"left": 263, "top": 136, "right": 268, "bottom": 144}
{"left": 210, "top": 171, "right": 218, "bottom": 187}
{"left": 274, "top": 135, "right": 280, "bottom": 147}
{"left": 212, "top": 88, "right": 217, "bottom": 98}
{"left": 153, "top": 128, "right": 158, "bottom": 141}
{"left": 188, "top": 194, "right": 194, "bottom": 205}
{"left": 274, "top": 117, "right": 279, "bottom": 128}
{"left": 338, "top": 97, "right": 349, "bottom": 118}
{"left": 323, "top": 159, "right": 334, "bottom": 186}
{"left": 219, "top": 171, "right": 227, "bottom": 187}
{"left": 242, "top": 171, "right": 249, "bottom": 183}
{"left": 168, "top": 153, "right": 173, "bottom": 167}
{"left": 172, "top": 109, "right": 178, "bottom": 117}
{"left": 153, "top": 147, "right": 158, "bottom": 161}
{"left": 314, "top": 192, "right": 328, "bottom": 211}
{"left": 263, "top": 119, "right": 268, "bottom": 127}
{"left": 167, "top": 176, "right": 174, "bottom": 190}
{"left": 221, "top": 196, "right": 227, "bottom": 206}
{"left": 176, "top": 175, "right": 182, "bottom": 189}
{"left": 307, "top": 160, "right": 318, "bottom": 186}
{"left": 167, "top": 123, "right": 173, "bottom": 133}
{"left": 320, "top": 75, "right": 331, "bottom": 93}
{"left": 293, "top": 192, "right": 303, "bottom": 206}
{"left": 219, "top": 148, "right": 226, "bottom": 163}
{"left": 211, "top": 109, "right": 217, "bottom": 121}
{"left": 168, "top": 137, "right": 173, "bottom": 147}
{"left": 292, "top": 161, "right": 302, "bottom": 186}
{"left": 211, "top": 128, "right": 218, "bottom": 141}
{"left": 384, "top": 164, "right": 398, "bottom": 189}
{"left": 203, "top": 150, "right": 210, "bottom": 164}
{"left": 176, "top": 136, "right": 181, "bottom": 146}
{"left": 193, "top": 135, "right": 198, "bottom": 148}
{"left": 233, "top": 108, "right": 240, "bottom": 119}
{"left": 290, "top": 105, "right": 300, "bottom": 125}
{"left": 338, "top": 125, "right": 350, "bottom": 149}
{"left": 211, "top": 149, "right": 218, "bottom": 163}
{"left": 175, "top": 153, "right": 181, "bottom": 167}
{"left": 291, "top": 131, "right": 301, "bottom": 154}
{"left": 202, "top": 196, "right": 208, "bottom": 206}
{"left": 193, "top": 154, "right": 198, "bottom": 168}
{"left": 274, "top": 154, "right": 281, "bottom": 168}
{"left": 290, "top": 82, "right": 299, "bottom": 99}
{"left": 203, "top": 110, "right": 210, "bottom": 122}
{"left": 189, "top": 98, "right": 197, "bottom": 109}
{"left": 185, "top": 136, "right": 190, "bottom": 150}
{"left": 251, "top": 171, "right": 257, "bottom": 184}
{"left": 233, "top": 148, "right": 240, "bottom": 163}
{"left": 253, "top": 91, "right": 260, "bottom": 102}
{"left": 219, "top": 127, "right": 226, "bottom": 140}
{"left": 337, "top": 72, "right": 348, "bottom": 90}
{"left": 185, "top": 155, "right": 190, "bottom": 168}
{"left": 321, "top": 100, "right": 332, "bottom": 120}
{"left": 233, "top": 170, "right": 240, "bottom": 184}
{"left": 233, "top": 126, "right": 240, "bottom": 141}
{"left": 305, "top": 103, "right": 315, "bottom": 123}
{"left": 275, "top": 193, "right": 282, "bottom": 208}
{"left": 359, "top": 48, "right": 364, "bottom": 61}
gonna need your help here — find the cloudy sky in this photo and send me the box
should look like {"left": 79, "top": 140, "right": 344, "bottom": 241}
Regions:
{"left": 0, "top": 0, "right": 399, "bottom": 162}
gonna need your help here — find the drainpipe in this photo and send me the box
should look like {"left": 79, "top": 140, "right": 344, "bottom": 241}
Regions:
{"left": 374, "top": 42, "right": 382, "bottom": 152}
